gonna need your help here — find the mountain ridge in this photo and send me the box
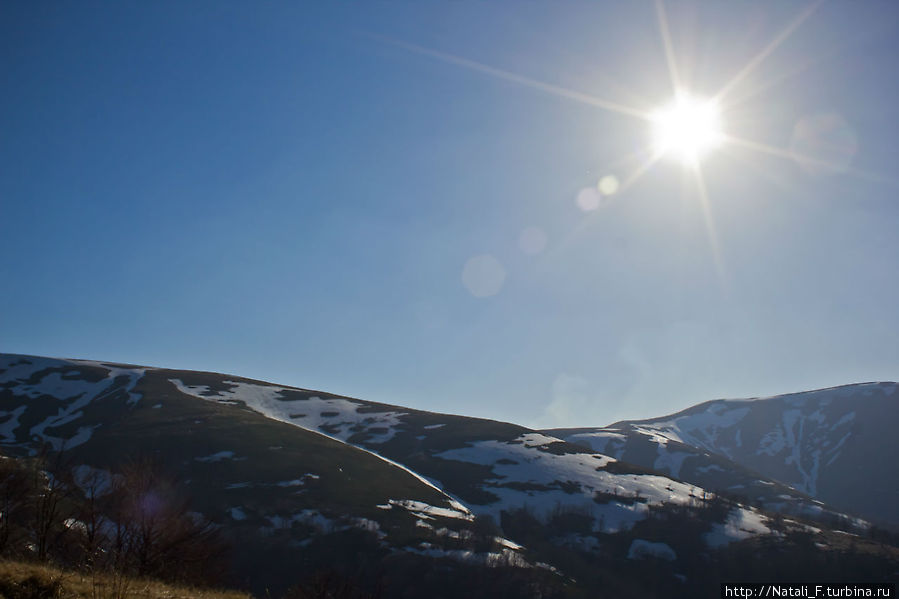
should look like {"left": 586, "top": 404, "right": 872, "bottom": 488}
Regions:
{"left": 2, "top": 352, "right": 897, "bottom": 597}
{"left": 549, "top": 381, "right": 899, "bottom": 528}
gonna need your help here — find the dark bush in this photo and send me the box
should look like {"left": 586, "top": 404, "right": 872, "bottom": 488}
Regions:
{"left": 0, "top": 574, "right": 63, "bottom": 599}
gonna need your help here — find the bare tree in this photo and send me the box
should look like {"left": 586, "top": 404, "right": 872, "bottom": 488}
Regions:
{"left": 105, "top": 458, "right": 226, "bottom": 584}
{"left": 72, "top": 466, "right": 115, "bottom": 570}
{"left": 0, "top": 455, "right": 32, "bottom": 556}
{"left": 0, "top": 451, "right": 228, "bottom": 587}
{"left": 28, "top": 446, "right": 75, "bottom": 562}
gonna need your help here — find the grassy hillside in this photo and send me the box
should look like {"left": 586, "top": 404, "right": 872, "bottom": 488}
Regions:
{"left": 0, "top": 560, "right": 250, "bottom": 599}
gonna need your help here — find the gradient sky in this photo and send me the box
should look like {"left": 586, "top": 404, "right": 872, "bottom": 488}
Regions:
{"left": 2, "top": 1, "right": 898, "bottom": 428}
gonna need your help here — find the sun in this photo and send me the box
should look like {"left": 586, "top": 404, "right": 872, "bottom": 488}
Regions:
{"left": 651, "top": 92, "right": 724, "bottom": 165}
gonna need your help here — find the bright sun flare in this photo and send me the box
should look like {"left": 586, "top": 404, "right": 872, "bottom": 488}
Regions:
{"left": 651, "top": 93, "right": 724, "bottom": 165}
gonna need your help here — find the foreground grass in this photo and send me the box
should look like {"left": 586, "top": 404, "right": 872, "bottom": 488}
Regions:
{"left": 0, "top": 560, "right": 251, "bottom": 599}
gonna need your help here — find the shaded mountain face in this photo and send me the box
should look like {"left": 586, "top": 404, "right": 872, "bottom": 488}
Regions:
{"left": 2, "top": 353, "right": 897, "bottom": 597}
{"left": 0, "top": 355, "right": 487, "bottom": 593}
{"left": 167, "top": 372, "right": 703, "bottom": 531}
{"left": 549, "top": 383, "right": 899, "bottom": 528}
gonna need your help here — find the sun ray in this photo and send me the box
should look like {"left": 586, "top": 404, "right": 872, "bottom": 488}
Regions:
{"left": 714, "top": 10, "right": 889, "bottom": 111}
{"left": 691, "top": 166, "right": 728, "bottom": 290}
{"left": 655, "top": 0, "right": 682, "bottom": 94}
{"left": 719, "top": 143, "right": 804, "bottom": 196}
{"left": 616, "top": 150, "right": 664, "bottom": 195}
{"left": 714, "top": 0, "right": 824, "bottom": 104}
{"left": 725, "top": 135, "right": 899, "bottom": 187}
{"left": 723, "top": 15, "right": 893, "bottom": 110}
{"left": 503, "top": 11, "right": 659, "bottom": 113}
{"left": 373, "top": 35, "right": 650, "bottom": 121}
{"left": 719, "top": 53, "right": 818, "bottom": 111}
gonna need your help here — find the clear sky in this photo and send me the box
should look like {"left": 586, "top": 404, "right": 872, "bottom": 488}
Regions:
{"left": 2, "top": 1, "right": 898, "bottom": 428}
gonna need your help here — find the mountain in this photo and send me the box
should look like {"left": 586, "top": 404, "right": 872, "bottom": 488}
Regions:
{"left": 549, "top": 383, "right": 899, "bottom": 528}
{"left": 2, "top": 353, "right": 898, "bottom": 597}
{"left": 0, "top": 355, "right": 491, "bottom": 593}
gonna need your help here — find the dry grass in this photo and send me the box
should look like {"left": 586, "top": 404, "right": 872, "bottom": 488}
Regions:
{"left": 0, "top": 560, "right": 252, "bottom": 599}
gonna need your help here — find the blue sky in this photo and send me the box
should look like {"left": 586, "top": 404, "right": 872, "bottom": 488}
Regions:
{"left": 2, "top": 1, "right": 898, "bottom": 427}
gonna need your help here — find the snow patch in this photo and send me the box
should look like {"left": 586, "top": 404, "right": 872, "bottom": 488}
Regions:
{"left": 277, "top": 479, "right": 306, "bottom": 487}
{"left": 695, "top": 464, "right": 725, "bottom": 474}
{"left": 758, "top": 428, "right": 786, "bottom": 456}
{"left": 169, "top": 379, "right": 406, "bottom": 444}
{"left": 405, "top": 546, "right": 531, "bottom": 569}
{"left": 0, "top": 357, "right": 149, "bottom": 448}
{"left": 434, "top": 434, "right": 697, "bottom": 531}
{"left": 646, "top": 406, "right": 751, "bottom": 456}
{"left": 653, "top": 444, "right": 690, "bottom": 478}
{"left": 627, "top": 539, "right": 677, "bottom": 561}
{"left": 704, "top": 508, "right": 770, "bottom": 547}
{"left": 0, "top": 406, "right": 26, "bottom": 443}
{"left": 564, "top": 431, "right": 626, "bottom": 456}
{"left": 388, "top": 499, "right": 474, "bottom": 521}
{"left": 72, "top": 464, "right": 120, "bottom": 496}
{"left": 830, "top": 412, "right": 855, "bottom": 431}
{"left": 230, "top": 507, "right": 247, "bottom": 521}
{"left": 195, "top": 451, "right": 235, "bottom": 463}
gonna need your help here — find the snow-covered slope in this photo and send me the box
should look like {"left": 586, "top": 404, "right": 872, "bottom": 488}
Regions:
{"left": 169, "top": 373, "right": 714, "bottom": 534}
{"left": 7, "top": 352, "right": 897, "bottom": 596}
{"left": 0, "top": 354, "right": 779, "bottom": 548}
{"left": 551, "top": 383, "right": 899, "bottom": 527}
{"left": 0, "top": 354, "right": 527, "bottom": 591}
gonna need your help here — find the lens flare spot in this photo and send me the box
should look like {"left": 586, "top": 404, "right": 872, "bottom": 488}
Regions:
{"left": 598, "top": 175, "right": 619, "bottom": 196}
{"left": 576, "top": 187, "right": 602, "bottom": 212}
{"left": 461, "top": 254, "right": 506, "bottom": 298}
{"left": 518, "top": 227, "right": 547, "bottom": 255}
